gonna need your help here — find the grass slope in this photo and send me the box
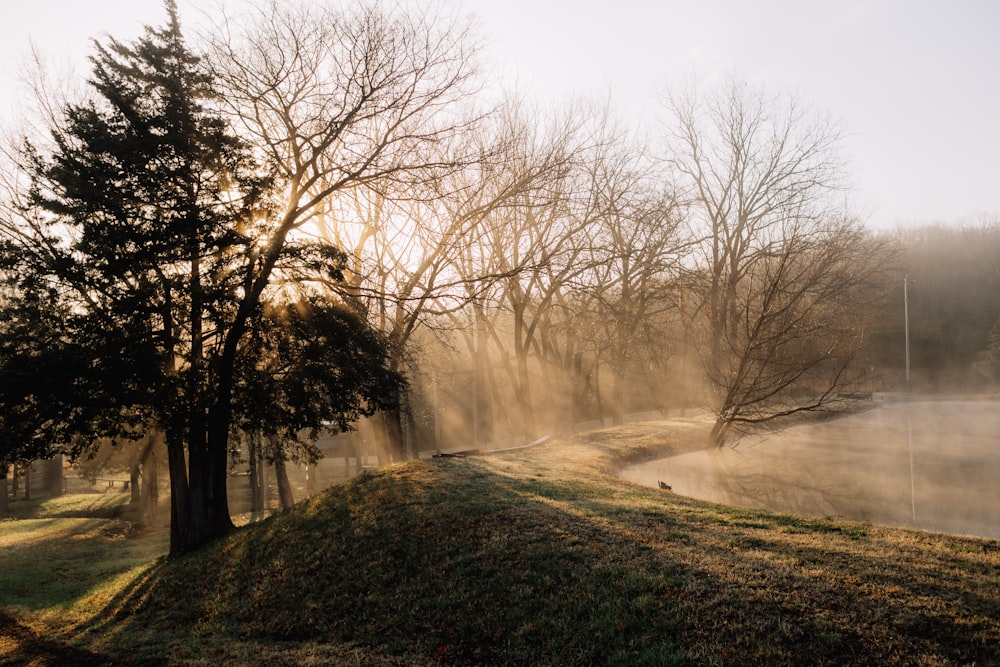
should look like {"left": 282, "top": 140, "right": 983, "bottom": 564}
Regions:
{"left": 2, "top": 419, "right": 999, "bottom": 665}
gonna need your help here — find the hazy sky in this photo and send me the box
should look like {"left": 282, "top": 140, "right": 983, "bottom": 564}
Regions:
{"left": 2, "top": 0, "right": 997, "bottom": 230}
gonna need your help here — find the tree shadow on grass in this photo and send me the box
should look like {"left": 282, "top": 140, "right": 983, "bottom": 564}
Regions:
{"left": 31, "top": 459, "right": 1000, "bottom": 665}
{"left": 0, "top": 609, "right": 129, "bottom": 666}
{"left": 0, "top": 504, "right": 169, "bottom": 665}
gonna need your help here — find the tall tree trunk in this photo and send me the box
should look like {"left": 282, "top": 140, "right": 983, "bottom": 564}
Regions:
{"left": 377, "top": 352, "right": 408, "bottom": 462}
{"left": 272, "top": 441, "right": 294, "bottom": 510}
{"left": 473, "top": 308, "right": 494, "bottom": 447}
{"left": 514, "top": 348, "right": 537, "bottom": 438}
{"left": 187, "top": 437, "right": 210, "bottom": 546}
{"left": 248, "top": 434, "right": 264, "bottom": 516}
{"left": 399, "top": 388, "right": 418, "bottom": 460}
{"left": 570, "top": 351, "right": 585, "bottom": 423}
{"left": 47, "top": 456, "right": 63, "bottom": 498}
{"left": 140, "top": 444, "right": 160, "bottom": 527}
{"left": 166, "top": 426, "right": 192, "bottom": 556}
{"left": 0, "top": 464, "right": 9, "bottom": 518}
{"left": 186, "top": 435, "right": 233, "bottom": 549}
{"left": 593, "top": 361, "right": 605, "bottom": 427}
{"left": 483, "top": 349, "right": 511, "bottom": 445}
{"left": 130, "top": 464, "right": 142, "bottom": 506}
{"left": 512, "top": 305, "right": 538, "bottom": 440}
{"left": 379, "top": 407, "right": 406, "bottom": 463}
{"left": 610, "top": 355, "right": 627, "bottom": 426}
{"left": 709, "top": 414, "right": 729, "bottom": 449}
{"left": 184, "top": 234, "right": 234, "bottom": 548}
{"left": 129, "top": 433, "right": 158, "bottom": 510}
{"left": 182, "top": 333, "right": 242, "bottom": 550}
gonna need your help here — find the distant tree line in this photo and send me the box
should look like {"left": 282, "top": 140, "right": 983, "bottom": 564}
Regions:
{"left": 0, "top": 0, "right": 995, "bottom": 547}
{"left": 866, "top": 220, "right": 1000, "bottom": 389}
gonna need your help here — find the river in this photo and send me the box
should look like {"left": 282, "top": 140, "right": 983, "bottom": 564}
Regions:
{"left": 621, "top": 398, "right": 1000, "bottom": 538}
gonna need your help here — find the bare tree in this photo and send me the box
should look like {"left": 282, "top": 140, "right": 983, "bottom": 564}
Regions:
{"left": 564, "top": 116, "right": 687, "bottom": 423}
{"left": 206, "top": 1, "right": 481, "bottom": 207}
{"left": 438, "top": 104, "right": 691, "bottom": 436}
{"left": 195, "top": 2, "right": 482, "bottom": 467}
{"left": 665, "top": 80, "right": 889, "bottom": 446}
{"left": 448, "top": 103, "right": 603, "bottom": 440}
{"left": 299, "top": 93, "right": 575, "bottom": 458}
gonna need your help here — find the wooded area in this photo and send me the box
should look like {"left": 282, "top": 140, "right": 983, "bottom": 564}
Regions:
{"left": 1, "top": 0, "right": 997, "bottom": 551}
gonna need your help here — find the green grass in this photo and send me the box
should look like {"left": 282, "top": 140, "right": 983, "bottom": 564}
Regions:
{"left": 2, "top": 418, "right": 999, "bottom": 665}
{"left": 0, "top": 494, "right": 167, "bottom": 615}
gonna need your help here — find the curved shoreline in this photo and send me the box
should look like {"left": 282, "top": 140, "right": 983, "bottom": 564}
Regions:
{"left": 617, "top": 401, "right": 1000, "bottom": 539}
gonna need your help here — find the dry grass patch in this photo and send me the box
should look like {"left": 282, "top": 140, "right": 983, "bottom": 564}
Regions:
{"left": 2, "top": 417, "right": 998, "bottom": 665}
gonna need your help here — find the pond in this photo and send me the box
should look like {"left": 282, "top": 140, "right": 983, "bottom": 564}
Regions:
{"left": 621, "top": 399, "right": 1000, "bottom": 538}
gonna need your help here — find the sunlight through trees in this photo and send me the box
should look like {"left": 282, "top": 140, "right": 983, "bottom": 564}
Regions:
{"left": 1, "top": 0, "right": 993, "bottom": 549}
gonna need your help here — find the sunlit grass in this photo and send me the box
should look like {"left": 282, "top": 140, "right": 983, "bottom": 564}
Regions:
{"left": 0, "top": 488, "right": 169, "bottom": 665}
{"left": 2, "top": 417, "right": 998, "bottom": 665}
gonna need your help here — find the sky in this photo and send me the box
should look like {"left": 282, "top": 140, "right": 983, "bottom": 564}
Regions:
{"left": 1, "top": 0, "right": 997, "bottom": 230}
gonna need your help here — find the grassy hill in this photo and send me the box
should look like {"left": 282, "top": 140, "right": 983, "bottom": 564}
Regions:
{"left": 2, "top": 418, "right": 999, "bottom": 665}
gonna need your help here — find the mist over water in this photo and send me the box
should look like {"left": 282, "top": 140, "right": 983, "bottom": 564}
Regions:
{"left": 622, "top": 399, "right": 1000, "bottom": 538}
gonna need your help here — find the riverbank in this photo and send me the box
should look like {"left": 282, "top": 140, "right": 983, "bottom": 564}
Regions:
{"left": 622, "top": 402, "right": 1000, "bottom": 539}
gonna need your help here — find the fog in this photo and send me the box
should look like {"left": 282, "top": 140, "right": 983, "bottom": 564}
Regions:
{"left": 7, "top": 0, "right": 1000, "bottom": 540}
{"left": 622, "top": 398, "right": 1000, "bottom": 538}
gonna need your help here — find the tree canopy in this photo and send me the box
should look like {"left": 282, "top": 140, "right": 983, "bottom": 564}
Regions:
{"left": 2, "top": 1, "right": 979, "bottom": 549}
{"left": 0, "top": 0, "right": 403, "bottom": 553}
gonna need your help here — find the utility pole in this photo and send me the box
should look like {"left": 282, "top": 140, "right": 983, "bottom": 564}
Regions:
{"left": 904, "top": 276, "right": 915, "bottom": 523}
{"left": 904, "top": 276, "right": 910, "bottom": 385}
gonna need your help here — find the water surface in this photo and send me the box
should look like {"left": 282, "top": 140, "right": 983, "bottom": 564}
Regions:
{"left": 621, "top": 399, "right": 1000, "bottom": 538}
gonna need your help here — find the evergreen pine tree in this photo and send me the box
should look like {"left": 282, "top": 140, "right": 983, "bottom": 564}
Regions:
{"left": 9, "top": 0, "right": 271, "bottom": 552}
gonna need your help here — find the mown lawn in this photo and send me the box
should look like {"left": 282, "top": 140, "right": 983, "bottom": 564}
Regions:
{"left": 2, "top": 418, "right": 998, "bottom": 665}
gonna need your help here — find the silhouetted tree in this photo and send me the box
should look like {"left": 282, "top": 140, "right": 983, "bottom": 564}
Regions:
{"left": 205, "top": 0, "right": 483, "bottom": 461}
{"left": 2, "top": 0, "right": 474, "bottom": 553}
{"left": 0, "top": 1, "right": 275, "bottom": 552}
{"left": 0, "top": 463, "right": 7, "bottom": 518}
{"left": 234, "top": 297, "right": 402, "bottom": 473}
